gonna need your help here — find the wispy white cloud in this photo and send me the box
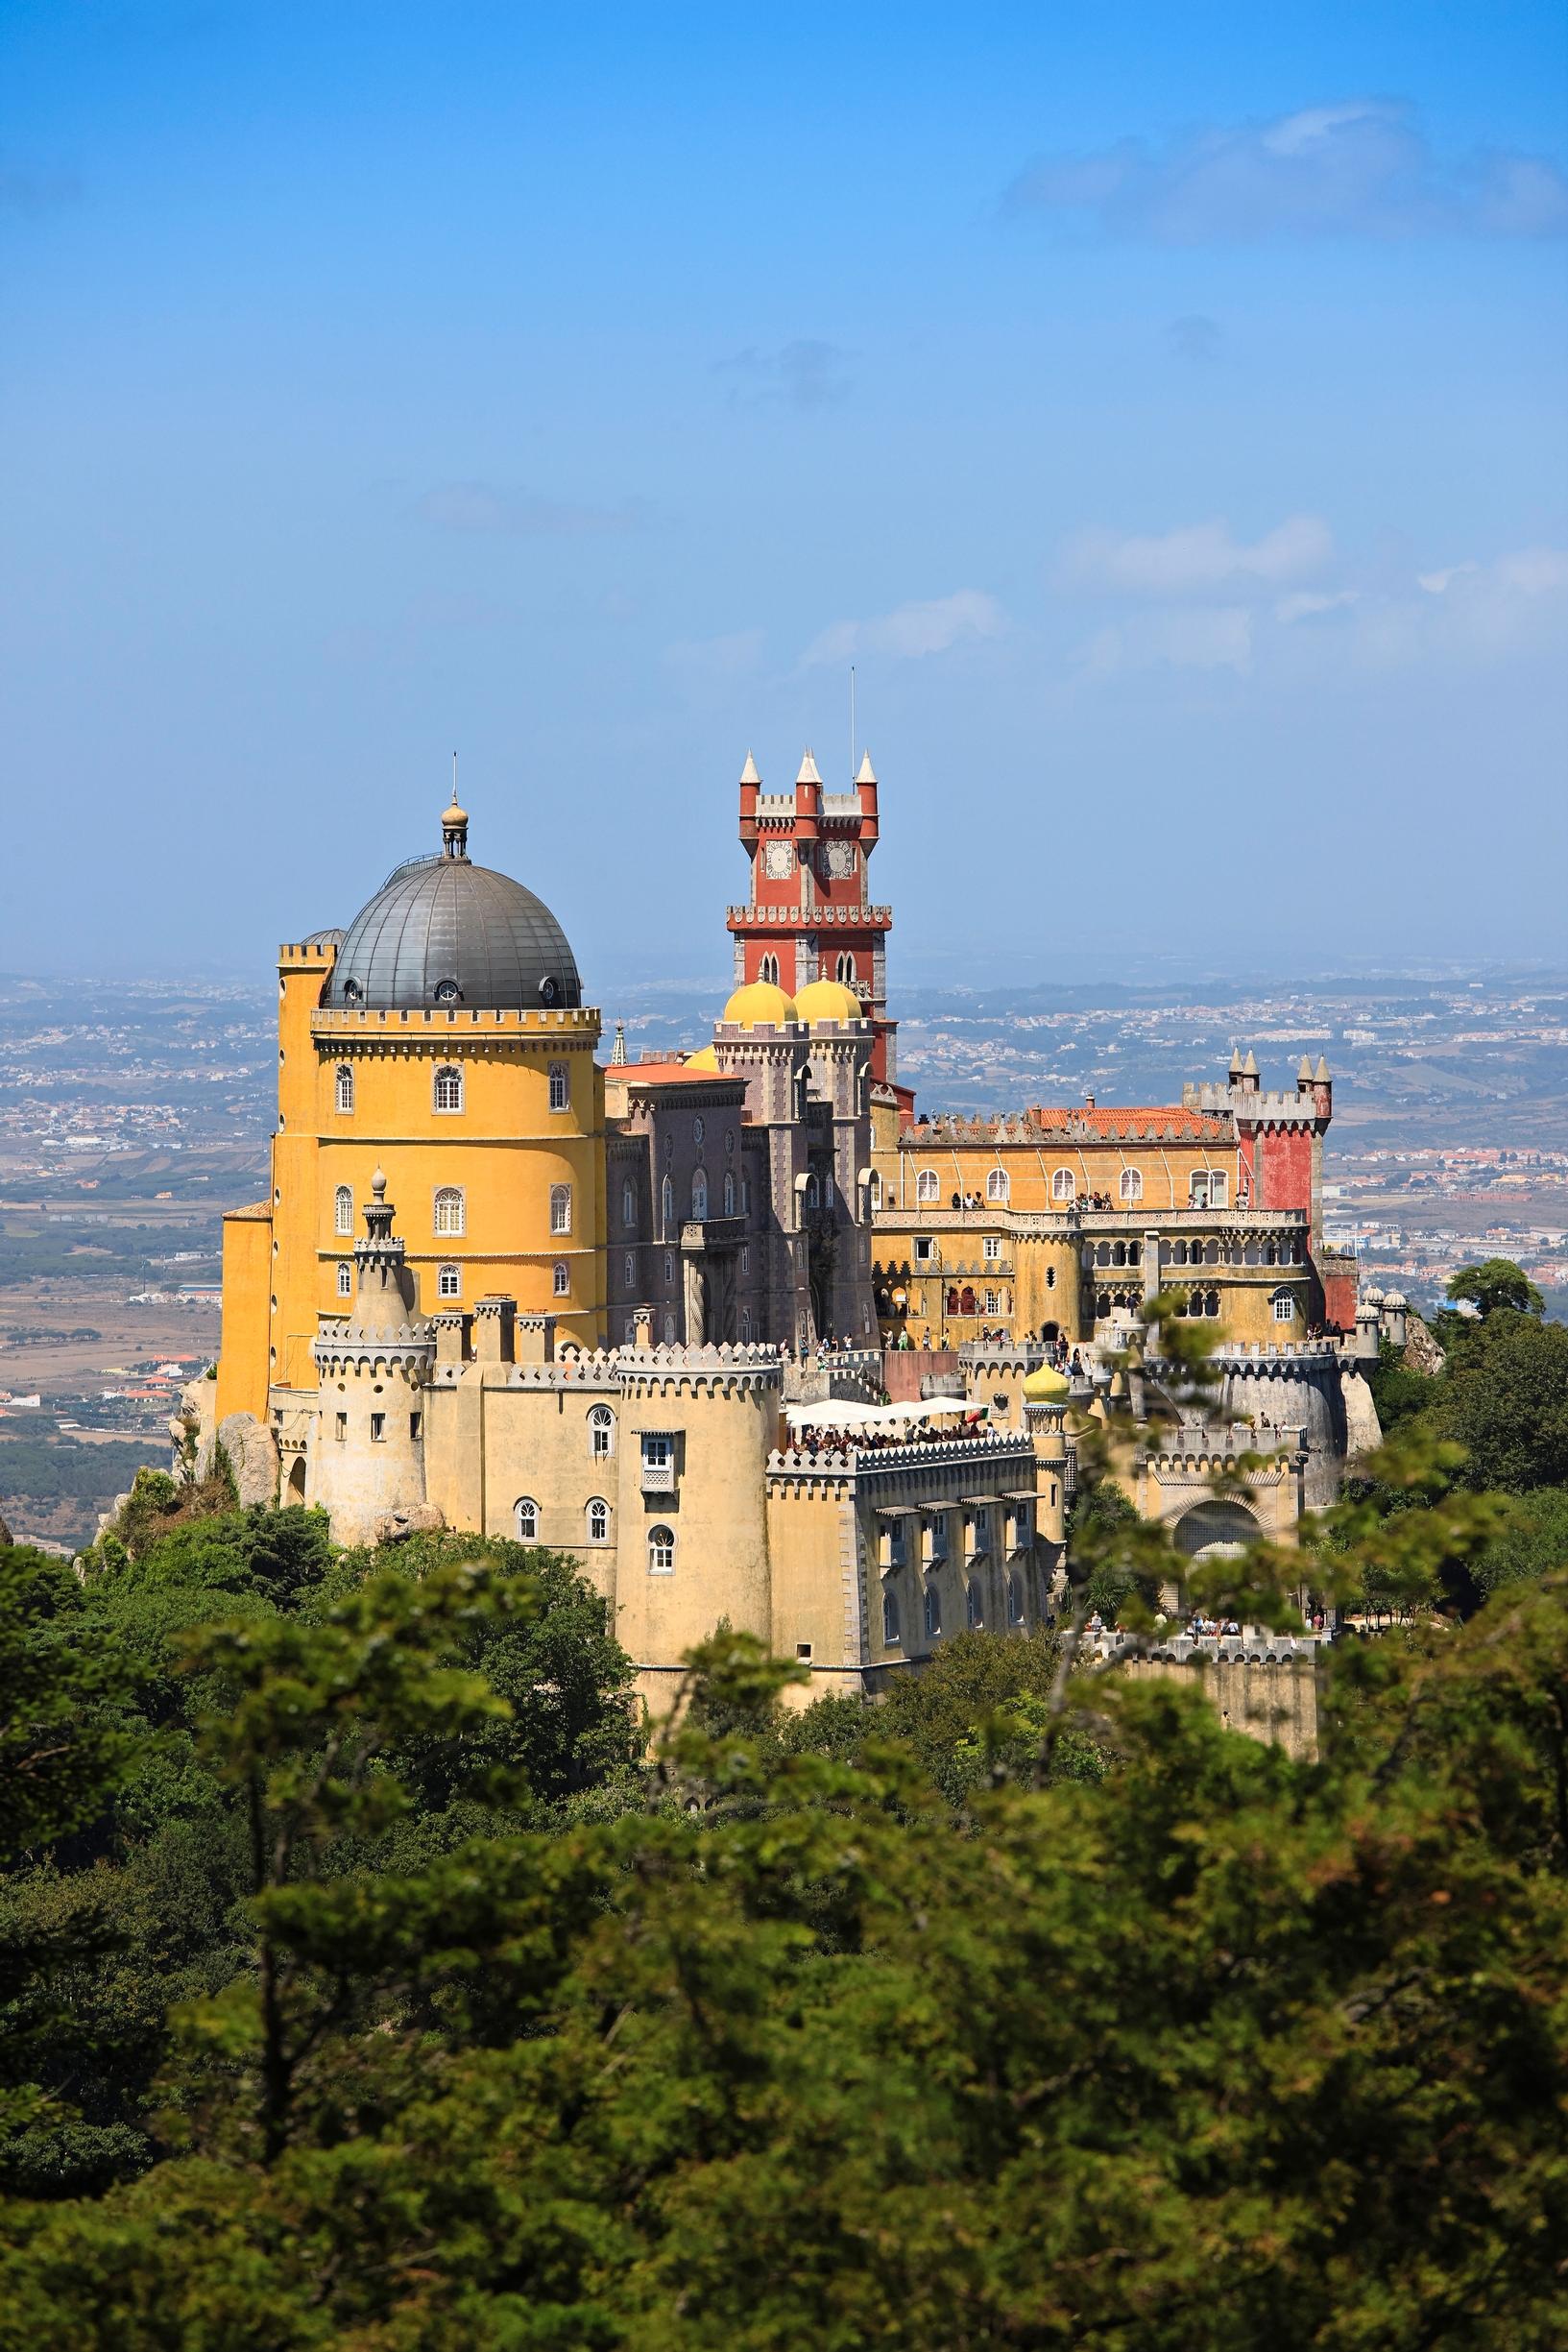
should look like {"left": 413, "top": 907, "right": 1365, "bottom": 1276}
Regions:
{"left": 1074, "top": 607, "right": 1254, "bottom": 679}
{"left": 1064, "top": 516, "right": 1332, "bottom": 598}
{"left": 715, "top": 340, "right": 854, "bottom": 412}
{"left": 800, "top": 590, "right": 1005, "bottom": 668}
{"left": 1005, "top": 100, "right": 1568, "bottom": 242}
{"left": 417, "top": 482, "right": 646, "bottom": 534}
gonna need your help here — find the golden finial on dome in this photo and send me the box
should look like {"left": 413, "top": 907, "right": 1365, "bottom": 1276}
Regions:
{"left": 442, "top": 755, "right": 470, "bottom": 858}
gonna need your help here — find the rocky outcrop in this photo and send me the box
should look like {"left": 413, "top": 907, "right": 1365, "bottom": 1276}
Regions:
{"left": 177, "top": 1375, "right": 219, "bottom": 1481}
{"left": 371, "top": 1502, "right": 446, "bottom": 1545}
{"left": 1403, "top": 1311, "right": 1446, "bottom": 1378}
{"left": 217, "top": 1413, "right": 279, "bottom": 1508}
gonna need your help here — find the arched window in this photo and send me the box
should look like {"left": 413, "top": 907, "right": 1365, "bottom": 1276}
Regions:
{"left": 438, "top": 1263, "right": 461, "bottom": 1298}
{"left": 515, "top": 1498, "right": 539, "bottom": 1541}
{"left": 335, "top": 1261, "right": 351, "bottom": 1298}
{"left": 691, "top": 1170, "right": 708, "bottom": 1221}
{"left": 916, "top": 1169, "right": 939, "bottom": 1204}
{"left": 334, "top": 1183, "right": 353, "bottom": 1236}
{"left": 1008, "top": 1573, "right": 1025, "bottom": 1626}
{"left": 648, "top": 1523, "right": 676, "bottom": 1574}
{"left": 869, "top": 1172, "right": 881, "bottom": 1209}
{"left": 986, "top": 1167, "right": 1009, "bottom": 1203}
{"left": 740, "top": 1307, "right": 751, "bottom": 1341}
{"left": 662, "top": 1311, "right": 676, "bottom": 1344}
{"left": 1272, "top": 1289, "right": 1296, "bottom": 1324}
{"left": 1210, "top": 1172, "right": 1228, "bottom": 1208}
{"left": 1120, "top": 1167, "right": 1144, "bottom": 1202}
{"left": 553, "top": 1261, "right": 569, "bottom": 1297}
{"left": 759, "top": 953, "right": 779, "bottom": 984}
{"left": 334, "top": 1064, "right": 353, "bottom": 1114}
{"left": 433, "top": 1064, "right": 463, "bottom": 1113}
{"left": 882, "top": 1589, "right": 901, "bottom": 1646}
{"left": 835, "top": 951, "right": 856, "bottom": 984}
{"left": 623, "top": 1250, "right": 636, "bottom": 1286}
{"left": 548, "top": 1062, "right": 568, "bottom": 1113}
{"left": 722, "top": 1170, "right": 736, "bottom": 1216}
{"left": 433, "top": 1186, "right": 465, "bottom": 1236}
{"left": 549, "top": 1184, "right": 571, "bottom": 1236}
{"left": 661, "top": 1176, "right": 674, "bottom": 1236}
{"left": 924, "top": 1586, "right": 942, "bottom": 1639}
{"left": 1052, "top": 1168, "right": 1075, "bottom": 1202}
{"left": 621, "top": 1179, "right": 636, "bottom": 1228}
{"left": 589, "top": 1404, "right": 615, "bottom": 1459}
{"left": 586, "top": 1497, "right": 610, "bottom": 1544}
{"left": 805, "top": 1174, "right": 819, "bottom": 1210}
{"left": 967, "top": 1582, "right": 984, "bottom": 1630}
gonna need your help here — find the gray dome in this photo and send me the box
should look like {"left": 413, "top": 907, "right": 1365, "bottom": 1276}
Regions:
{"left": 325, "top": 832, "right": 582, "bottom": 1012}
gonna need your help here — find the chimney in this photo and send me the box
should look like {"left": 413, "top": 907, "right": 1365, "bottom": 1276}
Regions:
{"left": 633, "top": 1305, "right": 654, "bottom": 1350}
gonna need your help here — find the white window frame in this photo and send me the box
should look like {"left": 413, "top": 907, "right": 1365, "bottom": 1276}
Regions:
{"left": 723, "top": 1170, "right": 736, "bottom": 1216}
{"left": 1272, "top": 1290, "right": 1296, "bottom": 1324}
{"left": 623, "top": 1250, "right": 636, "bottom": 1286}
{"left": 553, "top": 1261, "right": 569, "bottom": 1297}
{"left": 433, "top": 1186, "right": 465, "bottom": 1236}
{"left": 334, "top": 1183, "right": 354, "bottom": 1236}
{"left": 334, "top": 1063, "right": 354, "bottom": 1114}
{"left": 1120, "top": 1167, "right": 1144, "bottom": 1202}
{"left": 1189, "top": 1173, "right": 1211, "bottom": 1209}
{"left": 916, "top": 1169, "right": 939, "bottom": 1204}
{"left": 437, "top": 1263, "right": 461, "bottom": 1299}
{"left": 586, "top": 1497, "right": 610, "bottom": 1545}
{"left": 549, "top": 1184, "right": 571, "bottom": 1237}
{"left": 336, "top": 1261, "right": 352, "bottom": 1298}
{"left": 648, "top": 1522, "right": 676, "bottom": 1574}
{"left": 691, "top": 1170, "right": 708, "bottom": 1221}
{"left": 982, "top": 1235, "right": 1001, "bottom": 1263}
{"left": 590, "top": 1404, "right": 615, "bottom": 1459}
{"left": 986, "top": 1167, "right": 1009, "bottom": 1204}
{"left": 984, "top": 1288, "right": 1001, "bottom": 1316}
{"left": 433, "top": 1063, "right": 464, "bottom": 1114}
{"left": 1052, "top": 1167, "right": 1075, "bottom": 1202}
{"left": 515, "top": 1498, "right": 539, "bottom": 1541}
{"left": 915, "top": 1235, "right": 935, "bottom": 1264}
{"left": 661, "top": 1176, "right": 675, "bottom": 1237}
{"left": 548, "top": 1062, "right": 569, "bottom": 1113}
{"left": 1210, "top": 1172, "right": 1229, "bottom": 1208}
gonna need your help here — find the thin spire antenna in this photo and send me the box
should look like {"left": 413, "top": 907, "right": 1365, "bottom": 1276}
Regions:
{"left": 849, "top": 665, "right": 856, "bottom": 780}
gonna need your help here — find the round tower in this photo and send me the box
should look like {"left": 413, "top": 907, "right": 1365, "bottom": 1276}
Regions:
{"left": 309, "top": 1170, "right": 436, "bottom": 1544}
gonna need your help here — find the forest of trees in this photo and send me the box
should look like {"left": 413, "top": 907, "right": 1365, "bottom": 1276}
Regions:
{"left": 0, "top": 1267, "right": 1563, "bottom": 2347}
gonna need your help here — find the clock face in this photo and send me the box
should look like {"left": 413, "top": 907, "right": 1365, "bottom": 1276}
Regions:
{"left": 822, "top": 840, "right": 856, "bottom": 881}
{"left": 761, "top": 840, "right": 794, "bottom": 880}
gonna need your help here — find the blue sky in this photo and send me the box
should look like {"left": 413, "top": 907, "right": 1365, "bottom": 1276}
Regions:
{"left": 3, "top": 1, "right": 1565, "bottom": 982}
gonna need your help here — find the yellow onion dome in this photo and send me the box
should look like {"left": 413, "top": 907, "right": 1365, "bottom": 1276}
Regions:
{"left": 1023, "top": 1363, "right": 1072, "bottom": 1404}
{"left": 684, "top": 1044, "right": 719, "bottom": 1070}
{"left": 721, "top": 980, "right": 798, "bottom": 1030}
{"left": 793, "top": 978, "right": 864, "bottom": 1025}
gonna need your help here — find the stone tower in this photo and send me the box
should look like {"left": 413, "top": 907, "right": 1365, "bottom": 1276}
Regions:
{"left": 309, "top": 1169, "right": 434, "bottom": 1544}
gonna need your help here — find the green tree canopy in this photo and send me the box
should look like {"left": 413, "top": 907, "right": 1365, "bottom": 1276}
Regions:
{"left": 1447, "top": 1255, "right": 1544, "bottom": 1318}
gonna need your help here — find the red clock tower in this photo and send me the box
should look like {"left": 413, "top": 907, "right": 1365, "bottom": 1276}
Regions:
{"left": 728, "top": 747, "right": 905, "bottom": 1103}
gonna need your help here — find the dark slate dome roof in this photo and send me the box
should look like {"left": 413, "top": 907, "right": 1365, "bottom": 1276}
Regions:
{"left": 325, "top": 809, "right": 582, "bottom": 1011}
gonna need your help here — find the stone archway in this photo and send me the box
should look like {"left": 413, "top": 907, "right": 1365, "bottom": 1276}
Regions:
{"left": 1171, "top": 1498, "right": 1260, "bottom": 1558}
{"left": 286, "top": 1455, "right": 307, "bottom": 1504}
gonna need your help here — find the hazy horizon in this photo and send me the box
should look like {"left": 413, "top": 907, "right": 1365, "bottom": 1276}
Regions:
{"left": 3, "top": 2, "right": 1565, "bottom": 977}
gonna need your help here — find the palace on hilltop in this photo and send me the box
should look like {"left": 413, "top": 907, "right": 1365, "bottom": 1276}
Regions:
{"left": 203, "top": 750, "right": 1387, "bottom": 1716}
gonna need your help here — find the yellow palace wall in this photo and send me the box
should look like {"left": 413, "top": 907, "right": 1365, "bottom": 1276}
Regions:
{"left": 218, "top": 939, "right": 610, "bottom": 1415}
{"left": 872, "top": 1131, "right": 1242, "bottom": 1216}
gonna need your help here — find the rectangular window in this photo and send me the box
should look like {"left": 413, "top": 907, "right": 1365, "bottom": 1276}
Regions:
{"left": 410, "top": 1413, "right": 422, "bottom": 1441}
{"left": 984, "top": 1289, "right": 1000, "bottom": 1315}
{"left": 914, "top": 1235, "right": 934, "bottom": 1264}
{"left": 888, "top": 1519, "right": 906, "bottom": 1568}
{"left": 438, "top": 1264, "right": 461, "bottom": 1298}
{"left": 370, "top": 1413, "right": 385, "bottom": 1443}
{"left": 334, "top": 1412, "right": 347, "bottom": 1443}
{"left": 639, "top": 1432, "right": 676, "bottom": 1491}
{"left": 1189, "top": 1174, "right": 1210, "bottom": 1209}
{"left": 1274, "top": 1294, "right": 1296, "bottom": 1322}
{"left": 983, "top": 1236, "right": 1001, "bottom": 1263}
{"left": 1210, "top": 1173, "right": 1229, "bottom": 1208}
{"left": 548, "top": 1064, "right": 568, "bottom": 1112}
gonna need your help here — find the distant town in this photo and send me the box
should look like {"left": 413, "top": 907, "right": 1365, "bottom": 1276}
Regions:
{"left": 1, "top": 958, "right": 1563, "bottom": 1549}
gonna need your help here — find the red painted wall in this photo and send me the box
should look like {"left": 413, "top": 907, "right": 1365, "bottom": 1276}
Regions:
{"left": 1257, "top": 1125, "right": 1315, "bottom": 1218}
{"left": 882, "top": 1346, "right": 959, "bottom": 1402}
